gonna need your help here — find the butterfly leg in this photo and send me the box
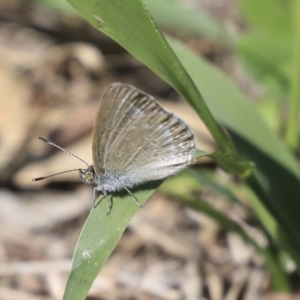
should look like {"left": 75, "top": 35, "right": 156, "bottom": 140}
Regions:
{"left": 93, "top": 187, "right": 98, "bottom": 207}
{"left": 106, "top": 194, "right": 113, "bottom": 215}
{"left": 99, "top": 189, "right": 113, "bottom": 214}
{"left": 123, "top": 186, "right": 142, "bottom": 208}
{"left": 93, "top": 187, "right": 105, "bottom": 208}
{"left": 93, "top": 188, "right": 113, "bottom": 214}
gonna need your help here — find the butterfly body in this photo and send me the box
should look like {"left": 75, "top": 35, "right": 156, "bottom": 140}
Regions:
{"left": 79, "top": 165, "right": 136, "bottom": 193}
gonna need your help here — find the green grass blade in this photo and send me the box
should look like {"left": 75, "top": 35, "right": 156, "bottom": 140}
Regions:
{"left": 170, "top": 39, "right": 300, "bottom": 264}
{"left": 63, "top": 150, "right": 209, "bottom": 299}
{"left": 63, "top": 186, "right": 157, "bottom": 300}
{"left": 66, "top": 0, "right": 237, "bottom": 157}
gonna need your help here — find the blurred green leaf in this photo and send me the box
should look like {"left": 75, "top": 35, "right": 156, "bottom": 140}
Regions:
{"left": 164, "top": 171, "right": 290, "bottom": 291}
{"left": 238, "top": 0, "right": 292, "bottom": 38}
{"left": 237, "top": 0, "right": 293, "bottom": 100}
{"left": 256, "top": 96, "right": 281, "bottom": 133}
{"left": 285, "top": 0, "right": 300, "bottom": 149}
{"left": 238, "top": 32, "right": 291, "bottom": 93}
{"left": 238, "top": 0, "right": 300, "bottom": 151}
{"left": 186, "top": 169, "right": 242, "bottom": 205}
{"left": 144, "top": 0, "right": 231, "bottom": 45}
{"left": 171, "top": 189, "right": 290, "bottom": 291}
{"left": 169, "top": 38, "right": 300, "bottom": 267}
{"left": 33, "top": 0, "right": 77, "bottom": 13}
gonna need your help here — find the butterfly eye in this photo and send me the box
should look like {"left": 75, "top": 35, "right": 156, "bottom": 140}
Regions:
{"left": 86, "top": 172, "right": 94, "bottom": 183}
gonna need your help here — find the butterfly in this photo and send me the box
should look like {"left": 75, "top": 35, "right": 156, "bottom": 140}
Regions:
{"left": 33, "top": 83, "right": 195, "bottom": 213}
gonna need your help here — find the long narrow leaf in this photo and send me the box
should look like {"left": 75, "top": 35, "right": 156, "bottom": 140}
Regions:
{"left": 169, "top": 39, "right": 300, "bottom": 263}
{"left": 63, "top": 151, "right": 209, "bottom": 299}
{"left": 67, "top": 0, "right": 237, "bottom": 157}
{"left": 63, "top": 187, "right": 156, "bottom": 300}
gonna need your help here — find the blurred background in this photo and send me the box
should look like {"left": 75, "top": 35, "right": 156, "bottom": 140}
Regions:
{"left": 0, "top": 0, "right": 297, "bottom": 299}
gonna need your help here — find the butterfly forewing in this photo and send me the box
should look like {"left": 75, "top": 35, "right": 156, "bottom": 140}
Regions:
{"left": 92, "top": 83, "right": 195, "bottom": 185}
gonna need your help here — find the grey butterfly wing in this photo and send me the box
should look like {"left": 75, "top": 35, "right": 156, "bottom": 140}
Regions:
{"left": 92, "top": 83, "right": 195, "bottom": 186}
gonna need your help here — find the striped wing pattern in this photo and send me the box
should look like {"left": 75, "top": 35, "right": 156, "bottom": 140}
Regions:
{"left": 92, "top": 83, "right": 195, "bottom": 186}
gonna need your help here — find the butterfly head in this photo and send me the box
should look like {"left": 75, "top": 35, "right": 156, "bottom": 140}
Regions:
{"left": 79, "top": 165, "right": 96, "bottom": 184}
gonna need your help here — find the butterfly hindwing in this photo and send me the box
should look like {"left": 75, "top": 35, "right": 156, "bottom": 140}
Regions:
{"left": 92, "top": 83, "right": 195, "bottom": 185}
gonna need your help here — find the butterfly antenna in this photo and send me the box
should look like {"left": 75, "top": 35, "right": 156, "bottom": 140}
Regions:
{"left": 32, "top": 169, "right": 80, "bottom": 182}
{"left": 37, "top": 136, "right": 89, "bottom": 167}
